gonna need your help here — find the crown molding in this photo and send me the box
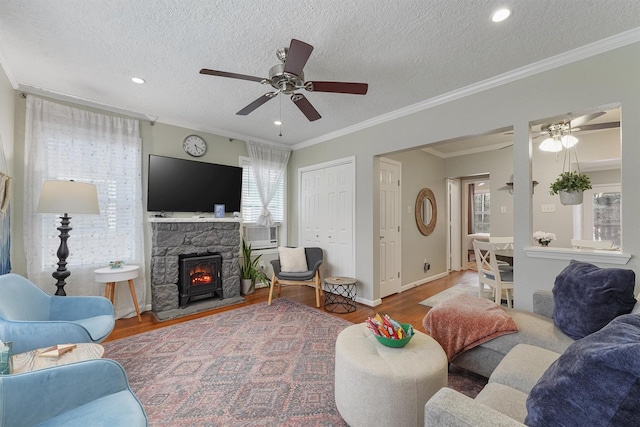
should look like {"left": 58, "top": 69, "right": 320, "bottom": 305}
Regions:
{"left": 293, "top": 27, "right": 640, "bottom": 151}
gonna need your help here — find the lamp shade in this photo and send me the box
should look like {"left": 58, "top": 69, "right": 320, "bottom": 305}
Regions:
{"left": 539, "top": 137, "right": 563, "bottom": 152}
{"left": 561, "top": 134, "right": 579, "bottom": 149}
{"left": 36, "top": 180, "right": 100, "bottom": 214}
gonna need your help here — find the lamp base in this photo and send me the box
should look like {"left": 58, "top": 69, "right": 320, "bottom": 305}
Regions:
{"left": 52, "top": 214, "right": 72, "bottom": 296}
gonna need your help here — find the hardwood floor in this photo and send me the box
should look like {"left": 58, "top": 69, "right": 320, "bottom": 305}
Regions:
{"left": 105, "top": 269, "right": 478, "bottom": 342}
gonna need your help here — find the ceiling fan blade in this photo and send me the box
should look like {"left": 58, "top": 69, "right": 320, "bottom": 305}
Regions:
{"left": 200, "top": 69, "right": 264, "bottom": 83}
{"left": 291, "top": 94, "right": 321, "bottom": 121}
{"left": 573, "top": 121, "right": 620, "bottom": 132}
{"left": 236, "top": 93, "right": 276, "bottom": 115}
{"left": 570, "top": 112, "right": 605, "bottom": 128}
{"left": 307, "top": 81, "right": 368, "bottom": 95}
{"left": 283, "top": 39, "right": 313, "bottom": 76}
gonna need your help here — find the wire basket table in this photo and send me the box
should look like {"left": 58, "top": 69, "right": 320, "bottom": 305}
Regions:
{"left": 324, "top": 276, "right": 357, "bottom": 313}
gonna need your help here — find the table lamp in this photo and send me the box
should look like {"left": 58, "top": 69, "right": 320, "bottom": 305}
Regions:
{"left": 36, "top": 180, "right": 100, "bottom": 296}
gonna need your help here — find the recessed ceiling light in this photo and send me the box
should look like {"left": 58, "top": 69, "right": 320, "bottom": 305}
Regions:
{"left": 274, "top": 120, "right": 282, "bottom": 126}
{"left": 131, "top": 77, "right": 146, "bottom": 84}
{"left": 491, "top": 8, "right": 511, "bottom": 22}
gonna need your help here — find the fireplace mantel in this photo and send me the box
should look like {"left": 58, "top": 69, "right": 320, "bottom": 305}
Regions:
{"left": 148, "top": 217, "right": 242, "bottom": 223}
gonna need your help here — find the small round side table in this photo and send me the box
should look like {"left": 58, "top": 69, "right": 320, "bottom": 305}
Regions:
{"left": 12, "top": 343, "right": 105, "bottom": 374}
{"left": 324, "top": 276, "right": 357, "bottom": 313}
{"left": 94, "top": 265, "right": 142, "bottom": 322}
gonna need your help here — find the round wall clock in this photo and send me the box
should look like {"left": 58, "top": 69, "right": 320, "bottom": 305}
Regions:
{"left": 183, "top": 135, "right": 207, "bottom": 157}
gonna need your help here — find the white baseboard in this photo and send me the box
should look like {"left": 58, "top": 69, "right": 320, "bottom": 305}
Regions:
{"left": 400, "top": 271, "right": 449, "bottom": 292}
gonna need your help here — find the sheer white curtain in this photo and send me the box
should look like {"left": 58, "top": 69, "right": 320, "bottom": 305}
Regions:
{"left": 24, "top": 96, "right": 146, "bottom": 319}
{"left": 246, "top": 141, "right": 291, "bottom": 226}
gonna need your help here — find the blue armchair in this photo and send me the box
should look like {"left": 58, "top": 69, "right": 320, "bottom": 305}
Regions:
{"left": 0, "top": 273, "right": 115, "bottom": 353}
{"left": 0, "top": 359, "right": 147, "bottom": 426}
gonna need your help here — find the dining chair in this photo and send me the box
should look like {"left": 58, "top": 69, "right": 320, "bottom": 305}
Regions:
{"left": 473, "top": 240, "right": 514, "bottom": 307}
{"left": 488, "top": 236, "right": 514, "bottom": 266}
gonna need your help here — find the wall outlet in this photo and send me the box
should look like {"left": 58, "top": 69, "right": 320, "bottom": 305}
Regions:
{"left": 259, "top": 261, "right": 265, "bottom": 271}
{"left": 423, "top": 261, "right": 430, "bottom": 272}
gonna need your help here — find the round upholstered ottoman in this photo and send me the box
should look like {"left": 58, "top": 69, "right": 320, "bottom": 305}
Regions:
{"left": 335, "top": 323, "right": 447, "bottom": 427}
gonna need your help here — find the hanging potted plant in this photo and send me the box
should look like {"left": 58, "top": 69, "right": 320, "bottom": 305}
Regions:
{"left": 549, "top": 170, "right": 592, "bottom": 205}
{"left": 240, "top": 239, "right": 270, "bottom": 295}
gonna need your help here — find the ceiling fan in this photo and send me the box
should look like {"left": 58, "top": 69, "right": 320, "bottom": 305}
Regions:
{"left": 200, "top": 39, "right": 368, "bottom": 122}
{"left": 535, "top": 112, "right": 620, "bottom": 152}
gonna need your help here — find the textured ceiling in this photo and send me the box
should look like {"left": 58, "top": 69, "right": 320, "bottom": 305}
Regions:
{"left": 1, "top": 1, "right": 639, "bottom": 147}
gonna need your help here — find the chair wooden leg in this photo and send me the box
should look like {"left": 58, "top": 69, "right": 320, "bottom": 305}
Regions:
{"left": 505, "top": 289, "right": 513, "bottom": 308}
{"left": 268, "top": 273, "right": 276, "bottom": 305}
{"left": 495, "top": 285, "right": 502, "bottom": 305}
{"left": 314, "top": 272, "right": 321, "bottom": 308}
{"left": 127, "top": 279, "right": 142, "bottom": 322}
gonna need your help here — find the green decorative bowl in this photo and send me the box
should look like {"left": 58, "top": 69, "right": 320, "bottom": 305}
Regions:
{"left": 374, "top": 323, "right": 414, "bottom": 348}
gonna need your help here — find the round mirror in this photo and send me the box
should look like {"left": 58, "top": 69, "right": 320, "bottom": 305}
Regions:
{"left": 415, "top": 188, "right": 437, "bottom": 236}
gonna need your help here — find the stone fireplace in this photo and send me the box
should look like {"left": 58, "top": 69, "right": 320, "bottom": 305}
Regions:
{"left": 149, "top": 218, "right": 242, "bottom": 320}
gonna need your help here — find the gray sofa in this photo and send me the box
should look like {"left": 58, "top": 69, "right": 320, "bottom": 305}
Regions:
{"left": 450, "top": 291, "right": 574, "bottom": 378}
{"left": 424, "top": 291, "right": 640, "bottom": 426}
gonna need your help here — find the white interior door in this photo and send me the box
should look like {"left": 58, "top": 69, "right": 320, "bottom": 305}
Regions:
{"left": 379, "top": 158, "right": 401, "bottom": 298}
{"left": 448, "top": 178, "right": 462, "bottom": 271}
{"left": 299, "top": 159, "right": 355, "bottom": 279}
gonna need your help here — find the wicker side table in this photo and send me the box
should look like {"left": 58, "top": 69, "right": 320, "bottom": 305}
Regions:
{"left": 324, "top": 276, "right": 357, "bottom": 313}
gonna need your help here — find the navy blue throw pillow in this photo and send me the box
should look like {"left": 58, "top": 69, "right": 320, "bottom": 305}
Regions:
{"left": 552, "top": 260, "right": 636, "bottom": 340}
{"left": 526, "top": 314, "right": 640, "bottom": 426}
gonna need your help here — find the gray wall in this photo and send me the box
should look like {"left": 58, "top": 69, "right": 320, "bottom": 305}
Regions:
{"left": 383, "top": 150, "right": 447, "bottom": 286}
{"left": 0, "top": 70, "right": 16, "bottom": 272}
{"left": 532, "top": 128, "right": 620, "bottom": 247}
{"left": 444, "top": 146, "right": 514, "bottom": 238}
{"left": 290, "top": 42, "right": 640, "bottom": 309}
{"left": 8, "top": 93, "right": 250, "bottom": 307}
{"left": 3, "top": 41, "right": 640, "bottom": 311}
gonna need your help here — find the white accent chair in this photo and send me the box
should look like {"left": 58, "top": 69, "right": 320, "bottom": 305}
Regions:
{"left": 473, "top": 240, "right": 514, "bottom": 308}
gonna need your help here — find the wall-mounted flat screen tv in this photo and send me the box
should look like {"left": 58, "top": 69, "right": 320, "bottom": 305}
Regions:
{"left": 147, "top": 154, "right": 242, "bottom": 213}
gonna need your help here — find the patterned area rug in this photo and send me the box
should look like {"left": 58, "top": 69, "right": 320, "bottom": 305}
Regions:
{"left": 105, "top": 298, "right": 487, "bottom": 426}
{"left": 104, "top": 298, "right": 352, "bottom": 426}
{"left": 418, "top": 283, "right": 491, "bottom": 307}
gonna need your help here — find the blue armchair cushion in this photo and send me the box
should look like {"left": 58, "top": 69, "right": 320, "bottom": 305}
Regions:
{"left": 552, "top": 260, "right": 636, "bottom": 339}
{"left": 0, "top": 274, "right": 115, "bottom": 353}
{"left": 525, "top": 314, "right": 640, "bottom": 426}
{"left": 1, "top": 359, "right": 147, "bottom": 426}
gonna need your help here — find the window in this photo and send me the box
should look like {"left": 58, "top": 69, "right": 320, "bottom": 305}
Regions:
{"left": 473, "top": 189, "right": 491, "bottom": 233}
{"left": 24, "top": 96, "right": 146, "bottom": 309}
{"left": 240, "top": 157, "right": 284, "bottom": 224}
{"left": 582, "top": 185, "right": 621, "bottom": 247}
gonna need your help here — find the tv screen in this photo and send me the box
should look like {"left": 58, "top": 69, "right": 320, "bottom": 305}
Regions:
{"left": 147, "top": 155, "right": 242, "bottom": 213}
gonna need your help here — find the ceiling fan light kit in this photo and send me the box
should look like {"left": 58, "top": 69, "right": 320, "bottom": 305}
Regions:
{"left": 200, "top": 39, "right": 368, "bottom": 122}
{"left": 537, "top": 112, "right": 619, "bottom": 152}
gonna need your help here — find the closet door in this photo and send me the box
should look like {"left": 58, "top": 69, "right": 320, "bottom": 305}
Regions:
{"left": 299, "top": 160, "right": 354, "bottom": 279}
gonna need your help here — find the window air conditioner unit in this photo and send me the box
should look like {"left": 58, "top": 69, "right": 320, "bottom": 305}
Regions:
{"left": 243, "top": 224, "right": 280, "bottom": 249}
